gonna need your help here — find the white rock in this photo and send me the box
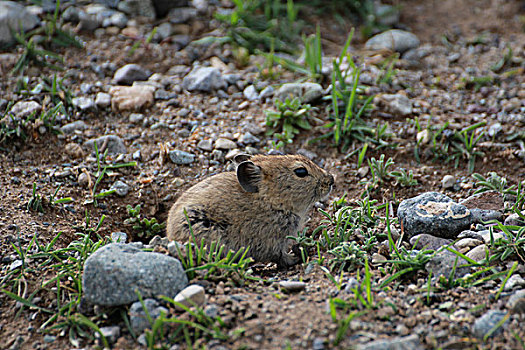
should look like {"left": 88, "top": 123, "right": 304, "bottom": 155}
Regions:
{"left": 0, "top": 1, "right": 40, "bottom": 47}
{"left": 174, "top": 284, "right": 206, "bottom": 310}
{"left": 365, "top": 29, "right": 420, "bottom": 53}
{"left": 95, "top": 92, "right": 111, "bottom": 108}
{"left": 441, "top": 175, "right": 456, "bottom": 189}
{"left": 214, "top": 138, "right": 237, "bottom": 150}
{"left": 11, "top": 101, "right": 41, "bottom": 118}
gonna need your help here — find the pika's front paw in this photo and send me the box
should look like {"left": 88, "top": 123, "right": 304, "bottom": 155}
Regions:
{"left": 277, "top": 252, "right": 300, "bottom": 269}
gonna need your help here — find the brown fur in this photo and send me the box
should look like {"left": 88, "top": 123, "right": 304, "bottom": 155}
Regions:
{"left": 166, "top": 154, "right": 334, "bottom": 268}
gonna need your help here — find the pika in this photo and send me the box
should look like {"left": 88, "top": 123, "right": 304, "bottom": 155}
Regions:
{"left": 166, "top": 154, "right": 334, "bottom": 268}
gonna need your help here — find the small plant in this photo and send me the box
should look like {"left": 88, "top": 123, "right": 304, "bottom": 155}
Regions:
{"left": 449, "top": 121, "right": 486, "bottom": 173}
{"left": 472, "top": 172, "right": 517, "bottom": 198}
{"left": 16, "top": 74, "right": 73, "bottom": 107}
{"left": 27, "top": 183, "right": 44, "bottom": 213}
{"left": 11, "top": 0, "right": 83, "bottom": 74}
{"left": 124, "top": 204, "right": 165, "bottom": 239}
{"left": 265, "top": 97, "right": 315, "bottom": 144}
{"left": 368, "top": 154, "right": 395, "bottom": 185}
{"left": 390, "top": 168, "right": 418, "bottom": 187}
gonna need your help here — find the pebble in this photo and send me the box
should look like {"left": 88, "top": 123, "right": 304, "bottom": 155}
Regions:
{"left": 371, "top": 253, "right": 387, "bottom": 264}
{"left": 118, "top": 0, "right": 155, "bottom": 18}
{"left": 129, "top": 298, "right": 168, "bottom": 334}
{"left": 480, "top": 230, "right": 506, "bottom": 244}
{"left": 214, "top": 138, "right": 237, "bottom": 150}
{"left": 239, "top": 132, "right": 260, "bottom": 144}
{"left": 174, "top": 284, "right": 206, "bottom": 310}
{"left": 472, "top": 310, "right": 509, "bottom": 338}
{"left": 108, "top": 12, "right": 127, "bottom": 28}
{"left": 10, "top": 101, "right": 41, "bottom": 119}
{"left": 43, "top": 335, "right": 56, "bottom": 343}
{"left": 259, "top": 85, "right": 275, "bottom": 99}
{"left": 111, "top": 232, "right": 128, "bottom": 243}
{"left": 110, "top": 180, "right": 130, "bottom": 197}
{"left": 397, "top": 192, "right": 472, "bottom": 239}
{"left": 243, "top": 85, "right": 259, "bottom": 100}
{"left": 84, "top": 135, "right": 127, "bottom": 154}
{"left": 168, "top": 7, "right": 198, "bottom": 24}
{"left": 504, "top": 275, "right": 525, "bottom": 291}
{"left": 61, "top": 120, "right": 88, "bottom": 134}
{"left": 365, "top": 29, "right": 420, "bottom": 53}
{"left": 97, "top": 326, "right": 120, "bottom": 345}
{"left": 110, "top": 85, "right": 155, "bottom": 111}
{"left": 426, "top": 251, "right": 470, "bottom": 278}
{"left": 410, "top": 234, "right": 453, "bottom": 250}
{"left": 72, "top": 97, "right": 96, "bottom": 111}
{"left": 169, "top": 150, "right": 195, "bottom": 165}
{"left": 82, "top": 243, "right": 188, "bottom": 306}
{"left": 182, "top": 67, "right": 227, "bottom": 92}
{"left": 95, "top": 92, "right": 111, "bottom": 108}
{"left": 78, "top": 172, "right": 90, "bottom": 187}
{"left": 129, "top": 113, "right": 145, "bottom": 124}
{"left": 455, "top": 238, "right": 482, "bottom": 250}
{"left": 504, "top": 212, "right": 525, "bottom": 226}
{"left": 0, "top": 1, "right": 40, "bottom": 47}
{"left": 274, "top": 82, "right": 323, "bottom": 103}
{"left": 113, "top": 64, "right": 151, "bottom": 85}
{"left": 197, "top": 139, "right": 213, "bottom": 151}
{"left": 167, "top": 241, "right": 184, "bottom": 257}
{"left": 357, "top": 334, "right": 420, "bottom": 350}
{"left": 507, "top": 289, "right": 525, "bottom": 313}
{"left": 279, "top": 281, "right": 306, "bottom": 292}
{"left": 465, "top": 244, "right": 489, "bottom": 262}
{"left": 156, "top": 22, "right": 172, "bottom": 40}
{"left": 377, "top": 93, "right": 412, "bottom": 116}
{"left": 441, "top": 175, "right": 456, "bottom": 189}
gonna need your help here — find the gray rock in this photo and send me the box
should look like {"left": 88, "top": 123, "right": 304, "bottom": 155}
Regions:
{"left": 129, "top": 113, "right": 145, "bottom": 124}
{"left": 488, "top": 122, "right": 502, "bottom": 138}
{"left": 97, "top": 326, "right": 120, "bottom": 345}
{"left": 365, "top": 29, "right": 420, "bottom": 53}
{"left": 279, "top": 281, "right": 306, "bottom": 292}
{"left": 109, "top": 12, "right": 128, "bottom": 28}
{"left": 82, "top": 243, "right": 188, "bottom": 306}
{"left": 169, "top": 150, "right": 195, "bottom": 165}
{"left": 168, "top": 7, "right": 197, "bottom": 24}
{"left": 470, "top": 208, "right": 503, "bottom": 223}
{"left": 0, "top": 1, "right": 40, "bottom": 47}
{"left": 197, "top": 139, "right": 213, "bottom": 151}
{"left": 118, "top": 0, "right": 156, "bottom": 18}
{"left": 441, "top": 175, "right": 455, "bottom": 189}
{"left": 95, "top": 92, "right": 111, "bottom": 108}
{"left": 480, "top": 229, "right": 507, "bottom": 244}
{"left": 274, "top": 82, "right": 323, "bottom": 103}
{"left": 504, "top": 212, "right": 525, "bottom": 226}
{"left": 72, "top": 97, "right": 96, "bottom": 111}
{"left": 111, "top": 180, "right": 130, "bottom": 196}
{"left": 356, "top": 334, "right": 420, "bottom": 350}
{"left": 374, "top": 3, "right": 400, "bottom": 27}
{"left": 11, "top": 101, "right": 41, "bottom": 118}
{"left": 243, "top": 85, "right": 259, "bottom": 101}
{"left": 239, "top": 132, "right": 260, "bottom": 145}
{"left": 507, "top": 289, "right": 525, "bottom": 313}
{"left": 465, "top": 244, "right": 489, "bottom": 262}
{"left": 378, "top": 93, "right": 412, "bottom": 116}
{"left": 60, "top": 121, "right": 88, "bottom": 135}
{"left": 111, "top": 232, "right": 128, "bottom": 243}
{"left": 259, "top": 85, "right": 275, "bottom": 99}
{"left": 182, "top": 67, "right": 227, "bottom": 92}
{"left": 214, "top": 138, "right": 237, "bottom": 150}
{"left": 410, "top": 234, "right": 453, "bottom": 251}
{"left": 62, "top": 6, "right": 84, "bottom": 23}
{"left": 426, "top": 251, "right": 471, "bottom": 278}
{"left": 455, "top": 238, "right": 482, "bottom": 250}
{"left": 174, "top": 284, "right": 206, "bottom": 310}
{"left": 129, "top": 298, "right": 168, "bottom": 334}
{"left": 472, "top": 310, "right": 509, "bottom": 338}
{"left": 397, "top": 192, "right": 472, "bottom": 239}
{"left": 156, "top": 22, "right": 172, "bottom": 40}
{"left": 84, "top": 135, "right": 127, "bottom": 155}
{"left": 113, "top": 64, "right": 151, "bottom": 85}
{"left": 504, "top": 275, "right": 525, "bottom": 291}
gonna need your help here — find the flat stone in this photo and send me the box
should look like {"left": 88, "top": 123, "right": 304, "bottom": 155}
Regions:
{"left": 274, "top": 82, "right": 323, "bottom": 103}
{"left": 279, "top": 281, "right": 306, "bottom": 292}
{"left": 61, "top": 121, "right": 88, "bottom": 134}
{"left": 110, "top": 180, "right": 130, "bottom": 196}
{"left": 426, "top": 250, "right": 471, "bottom": 278}
{"left": 84, "top": 135, "right": 127, "bottom": 155}
{"left": 365, "top": 29, "right": 420, "bottom": 53}
{"left": 182, "top": 66, "right": 226, "bottom": 92}
{"left": 82, "top": 243, "right": 188, "bottom": 306}
{"left": 507, "top": 290, "right": 525, "bottom": 313}
{"left": 455, "top": 238, "right": 483, "bottom": 250}
{"left": 480, "top": 230, "right": 506, "bottom": 244}
{"left": 410, "top": 234, "right": 453, "bottom": 250}
{"left": 174, "top": 284, "right": 206, "bottom": 310}
{"left": 377, "top": 93, "right": 412, "bottom": 116}
{"left": 357, "top": 334, "right": 420, "bottom": 350}
{"left": 109, "top": 85, "right": 155, "bottom": 111}
{"left": 10, "top": 101, "right": 41, "bottom": 118}
{"left": 72, "top": 97, "right": 96, "bottom": 111}
{"left": 197, "top": 139, "right": 213, "bottom": 151}
{"left": 0, "top": 1, "right": 40, "bottom": 47}
{"left": 214, "top": 138, "right": 237, "bottom": 150}
{"left": 397, "top": 192, "right": 472, "bottom": 239}
{"left": 472, "top": 310, "right": 509, "bottom": 338}
{"left": 113, "top": 64, "right": 151, "bottom": 85}
{"left": 169, "top": 150, "right": 195, "bottom": 165}
{"left": 465, "top": 244, "right": 489, "bottom": 262}
{"left": 97, "top": 326, "right": 120, "bottom": 345}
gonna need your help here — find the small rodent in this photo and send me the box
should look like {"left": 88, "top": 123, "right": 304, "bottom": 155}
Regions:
{"left": 166, "top": 154, "right": 334, "bottom": 268}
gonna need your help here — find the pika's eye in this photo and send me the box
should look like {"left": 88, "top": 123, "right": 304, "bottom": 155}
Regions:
{"left": 294, "top": 167, "right": 308, "bottom": 178}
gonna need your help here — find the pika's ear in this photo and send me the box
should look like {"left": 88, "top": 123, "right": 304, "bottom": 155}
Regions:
{"left": 236, "top": 161, "right": 261, "bottom": 193}
{"left": 234, "top": 154, "right": 252, "bottom": 164}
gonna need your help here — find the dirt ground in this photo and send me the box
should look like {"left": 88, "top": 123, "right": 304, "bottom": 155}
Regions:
{"left": 1, "top": 0, "right": 525, "bottom": 349}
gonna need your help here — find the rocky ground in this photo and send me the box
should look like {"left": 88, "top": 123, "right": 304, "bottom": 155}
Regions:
{"left": 1, "top": 0, "right": 525, "bottom": 349}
